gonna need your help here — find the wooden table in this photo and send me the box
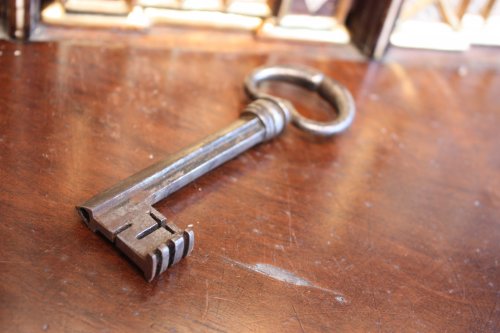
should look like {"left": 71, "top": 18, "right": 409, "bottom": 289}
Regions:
{"left": 0, "top": 39, "right": 498, "bottom": 332}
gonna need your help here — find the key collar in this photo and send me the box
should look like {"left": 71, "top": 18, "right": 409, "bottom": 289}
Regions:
{"left": 244, "top": 65, "right": 356, "bottom": 137}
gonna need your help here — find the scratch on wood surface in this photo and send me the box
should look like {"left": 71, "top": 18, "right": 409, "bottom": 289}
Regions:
{"left": 292, "top": 305, "right": 306, "bottom": 333}
{"left": 203, "top": 279, "right": 209, "bottom": 319}
{"left": 284, "top": 166, "right": 298, "bottom": 247}
{"left": 285, "top": 209, "right": 297, "bottom": 246}
{"left": 224, "top": 257, "right": 346, "bottom": 302}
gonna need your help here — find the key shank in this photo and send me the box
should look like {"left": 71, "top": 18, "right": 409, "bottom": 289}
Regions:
{"left": 77, "top": 98, "right": 290, "bottom": 281}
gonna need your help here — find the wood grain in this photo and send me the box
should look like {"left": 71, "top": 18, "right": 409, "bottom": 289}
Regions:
{"left": 0, "top": 40, "right": 499, "bottom": 332}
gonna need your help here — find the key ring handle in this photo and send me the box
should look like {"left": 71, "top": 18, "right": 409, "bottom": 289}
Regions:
{"left": 245, "top": 65, "right": 356, "bottom": 137}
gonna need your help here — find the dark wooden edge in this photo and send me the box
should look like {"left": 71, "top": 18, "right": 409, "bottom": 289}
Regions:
{"left": 2, "top": 0, "right": 40, "bottom": 40}
{"left": 0, "top": 1, "right": 4, "bottom": 37}
{"left": 346, "top": 0, "right": 403, "bottom": 59}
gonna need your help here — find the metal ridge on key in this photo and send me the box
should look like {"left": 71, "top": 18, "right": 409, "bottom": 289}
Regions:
{"left": 76, "top": 65, "right": 356, "bottom": 281}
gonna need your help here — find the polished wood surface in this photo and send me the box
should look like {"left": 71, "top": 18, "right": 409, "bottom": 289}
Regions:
{"left": 0, "top": 40, "right": 499, "bottom": 332}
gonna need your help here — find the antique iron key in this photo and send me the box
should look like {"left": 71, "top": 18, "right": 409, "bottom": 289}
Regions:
{"left": 76, "top": 66, "right": 355, "bottom": 281}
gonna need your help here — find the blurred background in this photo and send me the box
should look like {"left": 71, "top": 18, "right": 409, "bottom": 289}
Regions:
{"left": 1, "top": 0, "right": 499, "bottom": 59}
